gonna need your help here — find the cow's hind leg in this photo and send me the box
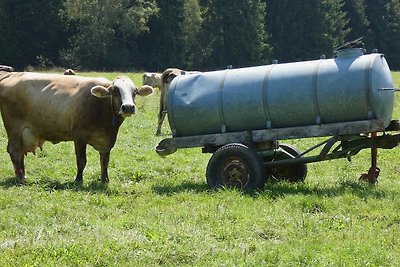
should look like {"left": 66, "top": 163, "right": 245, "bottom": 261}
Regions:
{"left": 99, "top": 151, "right": 110, "bottom": 183}
{"left": 74, "top": 141, "right": 87, "bottom": 183}
{"left": 156, "top": 88, "right": 167, "bottom": 135}
{"left": 7, "top": 142, "right": 26, "bottom": 180}
{"left": 156, "top": 111, "right": 167, "bottom": 135}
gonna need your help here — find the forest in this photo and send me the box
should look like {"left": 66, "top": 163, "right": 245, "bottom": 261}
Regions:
{"left": 0, "top": 0, "right": 399, "bottom": 71}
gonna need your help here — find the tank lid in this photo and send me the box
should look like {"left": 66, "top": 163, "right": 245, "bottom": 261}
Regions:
{"left": 335, "top": 47, "right": 365, "bottom": 58}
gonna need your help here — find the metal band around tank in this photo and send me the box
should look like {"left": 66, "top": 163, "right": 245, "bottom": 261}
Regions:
{"left": 218, "top": 70, "right": 230, "bottom": 133}
{"left": 312, "top": 59, "right": 324, "bottom": 125}
{"left": 167, "top": 75, "right": 182, "bottom": 137}
{"left": 365, "top": 55, "right": 376, "bottom": 120}
{"left": 262, "top": 64, "right": 276, "bottom": 129}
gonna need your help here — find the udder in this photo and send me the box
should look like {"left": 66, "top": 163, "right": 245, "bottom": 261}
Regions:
{"left": 22, "top": 127, "right": 45, "bottom": 155}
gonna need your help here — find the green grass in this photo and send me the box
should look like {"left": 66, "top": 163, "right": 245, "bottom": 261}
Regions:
{"left": 0, "top": 72, "right": 400, "bottom": 266}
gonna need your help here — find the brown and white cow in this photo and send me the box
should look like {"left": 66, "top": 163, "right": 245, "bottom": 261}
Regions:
{"left": 142, "top": 72, "right": 162, "bottom": 89}
{"left": 156, "top": 68, "right": 200, "bottom": 135}
{"left": 0, "top": 72, "right": 153, "bottom": 182}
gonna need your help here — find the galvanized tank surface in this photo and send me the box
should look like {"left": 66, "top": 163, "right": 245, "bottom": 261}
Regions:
{"left": 167, "top": 48, "right": 394, "bottom": 137}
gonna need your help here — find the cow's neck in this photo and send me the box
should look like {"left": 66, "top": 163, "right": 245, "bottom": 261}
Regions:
{"left": 111, "top": 115, "right": 124, "bottom": 127}
{"left": 110, "top": 96, "right": 123, "bottom": 127}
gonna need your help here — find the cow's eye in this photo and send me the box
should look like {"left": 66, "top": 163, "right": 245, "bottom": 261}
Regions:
{"left": 112, "top": 87, "right": 119, "bottom": 96}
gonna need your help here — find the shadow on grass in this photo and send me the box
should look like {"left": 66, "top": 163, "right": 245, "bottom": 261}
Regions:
{"left": 1, "top": 175, "right": 388, "bottom": 200}
{"left": 152, "top": 181, "right": 209, "bottom": 196}
{"left": 261, "top": 179, "right": 387, "bottom": 200}
{"left": 152, "top": 179, "right": 388, "bottom": 200}
{"left": 0, "top": 175, "right": 110, "bottom": 194}
{"left": 0, "top": 176, "right": 26, "bottom": 187}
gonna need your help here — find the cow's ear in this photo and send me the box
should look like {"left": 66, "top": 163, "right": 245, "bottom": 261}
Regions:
{"left": 91, "top": 85, "right": 112, "bottom": 98}
{"left": 136, "top": 85, "right": 154, "bottom": 96}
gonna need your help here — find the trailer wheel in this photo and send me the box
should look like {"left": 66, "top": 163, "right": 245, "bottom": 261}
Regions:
{"left": 267, "top": 143, "right": 308, "bottom": 182}
{"left": 206, "top": 143, "right": 266, "bottom": 191}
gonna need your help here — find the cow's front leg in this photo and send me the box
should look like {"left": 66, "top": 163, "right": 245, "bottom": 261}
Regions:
{"left": 7, "top": 142, "right": 26, "bottom": 180}
{"left": 99, "top": 151, "right": 110, "bottom": 183}
{"left": 74, "top": 141, "right": 87, "bottom": 183}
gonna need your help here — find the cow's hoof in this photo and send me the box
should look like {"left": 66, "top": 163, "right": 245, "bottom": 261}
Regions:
{"left": 74, "top": 178, "right": 83, "bottom": 185}
{"left": 15, "top": 170, "right": 26, "bottom": 183}
{"left": 99, "top": 176, "right": 109, "bottom": 183}
{"left": 16, "top": 176, "right": 26, "bottom": 184}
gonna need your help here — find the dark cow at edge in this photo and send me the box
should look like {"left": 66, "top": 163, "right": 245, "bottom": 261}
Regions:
{"left": 156, "top": 68, "right": 200, "bottom": 135}
{"left": 0, "top": 71, "right": 153, "bottom": 182}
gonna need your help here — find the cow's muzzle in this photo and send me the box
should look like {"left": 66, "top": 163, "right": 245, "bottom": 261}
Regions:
{"left": 120, "top": 104, "right": 135, "bottom": 117}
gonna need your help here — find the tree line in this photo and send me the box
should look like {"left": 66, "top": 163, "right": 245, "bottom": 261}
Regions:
{"left": 1, "top": 0, "right": 399, "bottom": 71}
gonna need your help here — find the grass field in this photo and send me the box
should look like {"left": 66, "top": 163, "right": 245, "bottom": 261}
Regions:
{"left": 0, "top": 71, "right": 399, "bottom": 266}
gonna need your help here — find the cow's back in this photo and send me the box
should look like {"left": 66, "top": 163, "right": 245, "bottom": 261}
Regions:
{"left": 0, "top": 72, "right": 113, "bottom": 143}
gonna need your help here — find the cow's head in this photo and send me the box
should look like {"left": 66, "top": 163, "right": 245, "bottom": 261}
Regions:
{"left": 90, "top": 77, "right": 153, "bottom": 118}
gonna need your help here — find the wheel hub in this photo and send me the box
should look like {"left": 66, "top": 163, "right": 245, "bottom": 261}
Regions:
{"left": 221, "top": 158, "right": 249, "bottom": 188}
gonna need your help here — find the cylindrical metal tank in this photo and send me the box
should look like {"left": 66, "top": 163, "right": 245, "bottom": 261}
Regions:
{"left": 167, "top": 48, "right": 394, "bottom": 137}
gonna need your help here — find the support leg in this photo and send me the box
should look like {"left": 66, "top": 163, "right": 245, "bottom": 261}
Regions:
{"left": 360, "top": 132, "right": 380, "bottom": 184}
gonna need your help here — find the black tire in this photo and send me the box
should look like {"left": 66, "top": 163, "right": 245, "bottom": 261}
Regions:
{"left": 206, "top": 143, "right": 266, "bottom": 191}
{"left": 267, "top": 143, "right": 308, "bottom": 182}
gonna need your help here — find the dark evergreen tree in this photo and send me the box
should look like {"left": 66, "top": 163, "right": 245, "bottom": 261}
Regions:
{"left": 266, "top": 0, "right": 349, "bottom": 62}
{"left": 199, "top": 0, "right": 270, "bottom": 69}
{"left": 366, "top": 0, "right": 400, "bottom": 69}
{"left": 343, "top": 0, "right": 371, "bottom": 42}
{"left": 0, "top": 0, "right": 16, "bottom": 66}
{"left": 137, "top": 0, "right": 184, "bottom": 70}
{"left": 0, "top": 0, "right": 68, "bottom": 69}
{"left": 136, "top": 0, "right": 203, "bottom": 71}
{"left": 1, "top": 0, "right": 399, "bottom": 71}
